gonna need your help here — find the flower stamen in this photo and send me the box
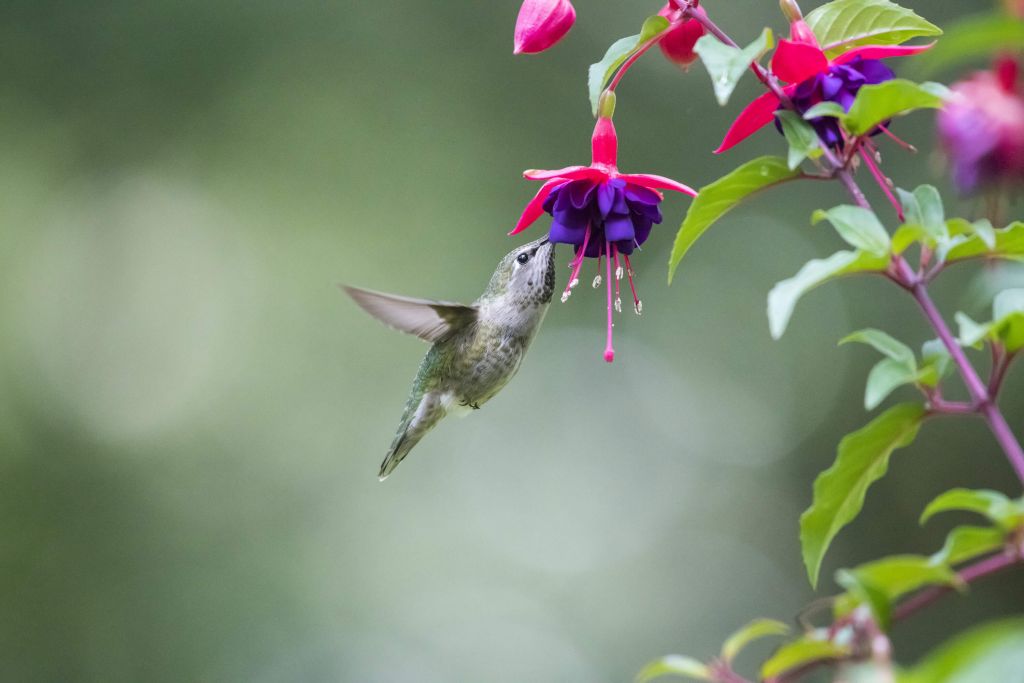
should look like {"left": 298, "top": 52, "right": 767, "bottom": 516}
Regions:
{"left": 623, "top": 254, "right": 642, "bottom": 315}
{"left": 604, "top": 240, "right": 615, "bottom": 363}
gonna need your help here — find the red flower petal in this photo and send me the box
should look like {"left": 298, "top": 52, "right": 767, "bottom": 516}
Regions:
{"left": 771, "top": 39, "right": 828, "bottom": 84}
{"left": 618, "top": 173, "right": 697, "bottom": 197}
{"left": 509, "top": 178, "right": 563, "bottom": 235}
{"left": 523, "top": 165, "right": 606, "bottom": 181}
{"left": 832, "top": 42, "right": 934, "bottom": 64}
{"left": 715, "top": 91, "right": 782, "bottom": 153}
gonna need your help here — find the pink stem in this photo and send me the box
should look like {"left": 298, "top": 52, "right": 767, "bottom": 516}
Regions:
{"left": 623, "top": 254, "right": 641, "bottom": 312}
{"left": 604, "top": 242, "right": 615, "bottom": 363}
{"left": 892, "top": 551, "right": 1018, "bottom": 622}
{"left": 607, "top": 32, "right": 665, "bottom": 93}
{"left": 859, "top": 145, "right": 905, "bottom": 222}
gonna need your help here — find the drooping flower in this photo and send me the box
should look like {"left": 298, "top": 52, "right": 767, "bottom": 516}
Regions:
{"left": 937, "top": 56, "right": 1024, "bottom": 194}
{"left": 513, "top": 0, "right": 576, "bottom": 55}
{"left": 657, "top": 2, "right": 707, "bottom": 70}
{"left": 511, "top": 111, "right": 696, "bottom": 362}
{"left": 716, "top": 19, "right": 932, "bottom": 153}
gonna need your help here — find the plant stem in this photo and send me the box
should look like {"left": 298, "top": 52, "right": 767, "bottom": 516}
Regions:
{"left": 892, "top": 551, "right": 1019, "bottom": 622}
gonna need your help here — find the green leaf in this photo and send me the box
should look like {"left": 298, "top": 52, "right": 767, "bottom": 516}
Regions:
{"left": 669, "top": 157, "right": 800, "bottom": 283}
{"left": 767, "top": 250, "right": 889, "bottom": 339}
{"left": 897, "top": 185, "right": 949, "bottom": 244}
{"left": 892, "top": 224, "right": 931, "bottom": 254}
{"left": 919, "top": 339, "right": 953, "bottom": 387}
{"left": 799, "top": 403, "right": 926, "bottom": 588}
{"left": 912, "top": 14, "right": 1024, "bottom": 77}
{"left": 635, "top": 655, "right": 712, "bottom": 682}
{"left": 776, "top": 111, "right": 821, "bottom": 170}
{"left": 761, "top": 638, "right": 850, "bottom": 679}
{"left": 812, "top": 206, "right": 891, "bottom": 256}
{"left": 847, "top": 555, "right": 960, "bottom": 600}
{"left": 694, "top": 28, "right": 773, "bottom": 106}
{"left": 955, "top": 289, "right": 1024, "bottom": 353}
{"left": 802, "top": 101, "right": 848, "bottom": 120}
{"left": 836, "top": 569, "right": 894, "bottom": 630}
{"left": 587, "top": 16, "right": 669, "bottom": 116}
{"left": 864, "top": 358, "right": 919, "bottom": 410}
{"left": 902, "top": 618, "right": 1024, "bottom": 683}
{"left": 945, "top": 221, "right": 1024, "bottom": 264}
{"left": 721, "top": 618, "right": 790, "bottom": 663}
{"left": 920, "top": 488, "right": 1016, "bottom": 527}
{"left": 843, "top": 80, "right": 948, "bottom": 136}
{"left": 840, "top": 329, "right": 915, "bottom": 365}
{"left": 931, "top": 525, "right": 1006, "bottom": 566}
{"left": 804, "top": 0, "right": 942, "bottom": 57}
{"left": 948, "top": 218, "right": 996, "bottom": 250}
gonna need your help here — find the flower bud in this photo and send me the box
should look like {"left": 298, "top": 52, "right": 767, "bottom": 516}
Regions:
{"left": 779, "top": 0, "right": 804, "bottom": 23}
{"left": 657, "top": 3, "right": 707, "bottom": 69}
{"left": 937, "top": 57, "right": 1024, "bottom": 194}
{"left": 513, "top": 0, "right": 576, "bottom": 55}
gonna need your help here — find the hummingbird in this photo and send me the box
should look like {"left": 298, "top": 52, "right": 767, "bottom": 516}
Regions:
{"left": 343, "top": 237, "right": 556, "bottom": 480}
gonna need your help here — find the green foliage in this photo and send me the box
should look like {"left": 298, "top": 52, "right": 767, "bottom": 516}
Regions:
{"left": 802, "top": 101, "right": 848, "bottom": 120}
{"left": 945, "top": 221, "right": 1024, "bottom": 264}
{"left": 841, "top": 329, "right": 915, "bottom": 365}
{"left": 694, "top": 28, "right": 773, "bottom": 106}
{"left": 588, "top": 16, "right": 670, "bottom": 116}
{"left": 761, "top": 637, "right": 850, "bottom": 679}
{"left": 776, "top": 111, "right": 821, "bottom": 170}
{"left": 897, "top": 185, "right": 948, "bottom": 242}
{"left": 842, "top": 80, "right": 948, "bottom": 136}
{"left": 800, "top": 403, "right": 926, "bottom": 587}
{"left": 805, "top": 0, "right": 941, "bottom": 56}
{"left": 900, "top": 619, "right": 1024, "bottom": 683}
{"left": 919, "top": 339, "right": 953, "bottom": 387}
{"left": 837, "top": 555, "right": 959, "bottom": 627}
{"left": 812, "top": 206, "right": 891, "bottom": 256}
{"left": 721, "top": 618, "right": 790, "bottom": 663}
{"left": 840, "top": 329, "right": 940, "bottom": 409}
{"left": 956, "top": 289, "right": 1024, "bottom": 353}
{"left": 912, "top": 13, "right": 1024, "bottom": 77}
{"left": 920, "top": 488, "right": 1024, "bottom": 529}
{"left": 635, "top": 655, "right": 711, "bottom": 683}
{"left": 668, "top": 156, "right": 800, "bottom": 282}
{"left": 931, "top": 526, "right": 1006, "bottom": 566}
{"left": 767, "top": 250, "right": 889, "bottom": 339}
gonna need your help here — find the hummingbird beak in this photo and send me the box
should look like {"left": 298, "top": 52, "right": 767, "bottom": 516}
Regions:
{"left": 539, "top": 238, "right": 549, "bottom": 246}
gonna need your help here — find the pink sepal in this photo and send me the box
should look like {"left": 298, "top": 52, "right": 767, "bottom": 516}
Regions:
{"left": 715, "top": 90, "right": 782, "bottom": 153}
{"left": 523, "top": 165, "right": 606, "bottom": 181}
{"left": 513, "top": 0, "right": 577, "bottom": 54}
{"left": 832, "top": 42, "right": 935, "bottom": 64}
{"left": 619, "top": 173, "right": 697, "bottom": 197}
{"left": 771, "top": 39, "right": 828, "bottom": 84}
{"left": 509, "top": 178, "right": 563, "bottom": 235}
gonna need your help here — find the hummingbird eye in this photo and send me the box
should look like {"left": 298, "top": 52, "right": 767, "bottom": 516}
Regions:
{"left": 516, "top": 252, "right": 530, "bottom": 264}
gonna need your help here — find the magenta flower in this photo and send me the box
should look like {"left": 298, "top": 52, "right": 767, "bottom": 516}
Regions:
{"left": 511, "top": 115, "right": 696, "bottom": 362}
{"left": 716, "top": 20, "right": 932, "bottom": 153}
{"left": 513, "top": 0, "right": 576, "bottom": 55}
{"left": 657, "top": 2, "right": 707, "bottom": 70}
{"left": 938, "top": 57, "right": 1024, "bottom": 194}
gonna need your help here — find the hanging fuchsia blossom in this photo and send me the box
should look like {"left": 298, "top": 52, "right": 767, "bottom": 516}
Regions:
{"left": 658, "top": 2, "right": 707, "bottom": 69}
{"left": 513, "top": 0, "right": 576, "bottom": 54}
{"left": 716, "top": 19, "right": 932, "bottom": 153}
{"left": 511, "top": 113, "right": 696, "bottom": 362}
{"left": 937, "top": 57, "right": 1024, "bottom": 194}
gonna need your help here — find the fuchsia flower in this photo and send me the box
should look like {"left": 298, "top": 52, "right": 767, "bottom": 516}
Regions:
{"left": 937, "top": 56, "right": 1024, "bottom": 194}
{"left": 716, "top": 20, "right": 932, "bottom": 153}
{"left": 513, "top": 0, "right": 576, "bottom": 55}
{"left": 511, "top": 114, "right": 696, "bottom": 362}
{"left": 658, "top": 2, "right": 707, "bottom": 70}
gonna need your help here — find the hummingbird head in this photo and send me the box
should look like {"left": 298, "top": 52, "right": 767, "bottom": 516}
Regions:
{"left": 483, "top": 237, "right": 556, "bottom": 308}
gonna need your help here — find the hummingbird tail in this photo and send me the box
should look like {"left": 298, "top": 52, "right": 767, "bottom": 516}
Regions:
{"left": 378, "top": 392, "right": 444, "bottom": 481}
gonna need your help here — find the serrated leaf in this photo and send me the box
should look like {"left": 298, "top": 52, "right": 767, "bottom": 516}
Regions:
{"left": 812, "top": 205, "right": 891, "bottom": 256}
{"left": 635, "top": 655, "right": 712, "bottom": 682}
{"left": 865, "top": 358, "right": 919, "bottom": 410}
{"left": 946, "top": 221, "right": 1024, "bottom": 263}
{"left": 920, "top": 488, "right": 1016, "bottom": 526}
{"left": 840, "top": 329, "right": 916, "bottom": 365}
{"left": 768, "top": 250, "right": 889, "bottom": 339}
{"left": 913, "top": 14, "right": 1024, "bottom": 77}
{"left": 931, "top": 525, "right": 1006, "bottom": 566}
{"left": 669, "top": 157, "right": 800, "bottom": 282}
{"left": 902, "top": 618, "right": 1024, "bottom": 683}
{"left": 587, "top": 17, "right": 668, "bottom": 117}
{"left": 694, "top": 28, "right": 773, "bottom": 106}
{"left": 721, "top": 618, "right": 790, "bottom": 663}
{"left": 800, "top": 403, "right": 926, "bottom": 588}
{"left": 776, "top": 110, "right": 821, "bottom": 170}
{"left": 803, "top": 101, "right": 848, "bottom": 120}
{"left": 844, "top": 80, "right": 948, "bottom": 136}
{"left": 761, "top": 638, "right": 850, "bottom": 679}
{"left": 805, "top": 0, "right": 942, "bottom": 57}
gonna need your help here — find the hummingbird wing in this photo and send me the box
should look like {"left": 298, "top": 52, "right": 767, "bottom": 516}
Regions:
{"left": 342, "top": 285, "right": 477, "bottom": 343}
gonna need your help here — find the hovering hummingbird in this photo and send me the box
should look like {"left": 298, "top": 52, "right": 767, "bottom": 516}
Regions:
{"left": 343, "top": 237, "right": 556, "bottom": 479}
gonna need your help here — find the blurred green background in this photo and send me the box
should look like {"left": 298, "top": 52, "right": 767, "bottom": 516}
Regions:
{"left": 0, "top": 1, "right": 1021, "bottom": 681}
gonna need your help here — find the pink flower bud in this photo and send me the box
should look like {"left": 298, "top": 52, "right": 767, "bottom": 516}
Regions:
{"left": 657, "top": 3, "right": 707, "bottom": 69}
{"left": 788, "top": 19, "right": 819, "bottom": 47}
{"left": 513, "top": 0, "right": 576, "bottom": 55}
